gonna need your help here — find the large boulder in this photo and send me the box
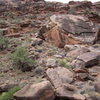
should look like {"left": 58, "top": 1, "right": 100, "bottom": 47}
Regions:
{"left": 46, "top": 67, "right": 74, "bottom": 86}
{"left": 13, "top": 81, "right": 55, "bottom": 100}
{"left": 46, "top": 67, "right": 85, "bottom": 99}
{"left": 77, "top": 52, "right": 100, "bottom": 67}
{"left": 39, "top": 14, "right": 95, "bottom": 48}
{"left": 71, "top": 52, "right": 100, "bottom": 68}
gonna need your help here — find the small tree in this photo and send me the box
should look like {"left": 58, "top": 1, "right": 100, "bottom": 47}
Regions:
{"left": 10, "top": 47, "right": 35, "bottom": 71}
{"left": 0, "top": 31, "right": 9, "bottom": 51}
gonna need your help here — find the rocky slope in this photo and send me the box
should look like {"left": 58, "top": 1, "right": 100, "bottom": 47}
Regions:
{"left": 0, "top": 0, "right": 100, "bottom": 100}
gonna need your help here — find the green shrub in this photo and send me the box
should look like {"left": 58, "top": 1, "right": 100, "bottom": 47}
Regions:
{"left": 0, "top": 31, "right": 9, "bottom": 51}
{"left": 84, "top": 8, "right": 90, "bottom": 15}
{"left": 10, "top": 47, "right": 35, "bottom": 71}
{"left": 0, "top": 86, "right": 20, "bottom": 100}
{"left": 59, "top": 59, "right": 70, "bottom": 68}
{"left": 68, "top": 8, "right": 76, "bottom": 15}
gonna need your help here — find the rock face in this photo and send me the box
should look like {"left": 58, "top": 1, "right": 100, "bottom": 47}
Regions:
{"left": 13, "top": 81, "right": 55, "bottom": 100}
{"left": 39, "top": 14, "right": 95, "bottom": 48}
{"left": 68, "top": 1, "right": 92, "bottom": 10}
{"left": 0, "top": 0, "right": 45, "bottom": 15}
{"left": 0, "top": 0, "right": 69, "bottom": 16}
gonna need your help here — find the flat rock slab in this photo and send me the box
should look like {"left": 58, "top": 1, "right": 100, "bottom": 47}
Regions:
{"left": 77, "top": 52, "right": 100, "bottom": 67}
{"left": 46, "top": 67, "right": 81, "bottom": 99}
{"left": 67, "top": 47, "right": 90, "bottom": 58}
{"left": 46, "top": 67, "right": 74, "bottom": 88}
{"left": 50, "top": 14, "right": 93, "bottom": 35}
{"left": 13, "top": 81, "right": 55, "bottom": 100}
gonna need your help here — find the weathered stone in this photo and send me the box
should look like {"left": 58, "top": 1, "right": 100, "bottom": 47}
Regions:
{"left": 31, "top": 38, "right": 43, "bottom": 46}
{"left": 34, "top": 66, "right": 45, "bottom": 75}
{"left": 73, "top": 94, "right": 85, "bottom": 100}
{"left": 64, "top": 44, "right": 78, "bottom": 51}
{"left": 46, "top": 67, "right": 81, "bottom": 99}
{"left": 67, "top": 47, "right": 90, "bottom": 58}
{"left": 89, "top": 44, "right": 100, "bottom": 53}
{"left": 43, "top": 24, "right": 80, "bottom": 48}
{"left": 95, "top": 73, "right": 100, "bottom": 93}
{"left": 71, "top": 59, "right": 85, "bottom": 68}
{"left": 50, "top": 15, "right": 93, "bottom": 35}
{"left": 95, "top": 82, "right": 100, "bottom": 93}
{"left": 77, "top": 73, "right": 89, "bottom": 81}
{"left": 46, "top": 58, "right": 57, "bottom": 68}
{"left": 77, "top": 52, "right": 100, "bottom": 67}
{"left": 46, "top": 67, "right": 73, "bottom": 87}
{"left": 39, "top": 14, "right": 95, "bottom": 47}
{"left": 93, "top": 29, "right": 100, "bottom": 44}
{"left": 14, "top": 81, "right": 55, "bottom": 100}
{"left": 71, "top": 52, "right": 100, "bottom": 68}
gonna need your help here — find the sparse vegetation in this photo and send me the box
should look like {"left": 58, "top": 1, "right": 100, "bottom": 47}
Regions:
{"left": 84, "top": 8, "right": 90, "bottom": 15}
{"left": 59, "top": 58, "right": 70, "bottom": 68}
{"left": 0, "top": 86, "right": 21, "bottom": 100}
{"left": 68, "top": 8, "right": 76, "bottom": 15}
{"left": 10, "top": 47, "right": 35, "bottom": 71}
{"left": 84, "top": 8, "right": 100, "bottom": 16}
{"left": 0, "top": 31, "right": 9, "bottom": 51}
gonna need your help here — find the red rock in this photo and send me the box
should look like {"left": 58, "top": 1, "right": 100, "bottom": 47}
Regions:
{"left": 39, "top": 14, "right": 95, "bottom": 48}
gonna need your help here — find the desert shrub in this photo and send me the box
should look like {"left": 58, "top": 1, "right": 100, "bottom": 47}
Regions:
{"left": 84, "top": 8, "right": 90, "bottom": 15}
{"left": 59, "top": 59, "right": 70, "bottom": 68}
{"left": 10, "top": 47, "right": 35, "bottom": 71}
{"left": 0, "top": 86, "right": 20, "bottom": 100}
{"left": 68, "top": 8, "right": 76, "bottom": 15}
{"left": 91, "top": 10, "right": 100, "bottom": 16}
{"left": 0, "top": 31, "right": 9, "bottom": 51}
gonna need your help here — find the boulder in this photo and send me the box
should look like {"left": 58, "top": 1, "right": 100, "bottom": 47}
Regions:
{"left": 71, "top": 59, "right": 85, "bottom": 68}
{"left": 46, "top": 67, "right": 74, "bottom": 86}
{"left": 31, "top": 38, "right": 43, "bottom": 46}
{"left": 13, "top": 81, "right": 55, "bottom": 100}
{"left": 46, "top": 58, "right": 57, "bottom": 68}
{"left": 95, "top": 73, "right": 100, "bottom": 93}
{"left": 46, "top": 67, "right": 84, "bottom": 99}
{"left": 50, "top": 15, "right": 93, "bottom": 35}
{"left": 39, "top": 14, "right": 95, "bottom": 47}
{"left": 77, "top": 52, "right": 100, "bottom": 67}
{"left": 89, "top": 44, "right": 100, "bottom": 53}
{"left": 71, "top": 52, "right": 100, "bottom": 68}
{"left": 73, "top": 94, "right": 85, "bottom": 100}
{"left": 93, "top": 29, "right": 100, "bottom": 44}
{"left": 67, "top": 47, "right": 90, "bottom": 58}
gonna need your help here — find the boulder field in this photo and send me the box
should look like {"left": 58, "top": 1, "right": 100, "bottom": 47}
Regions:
{"left": 0, "top": 0, "right": 100, "bottom": 100}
